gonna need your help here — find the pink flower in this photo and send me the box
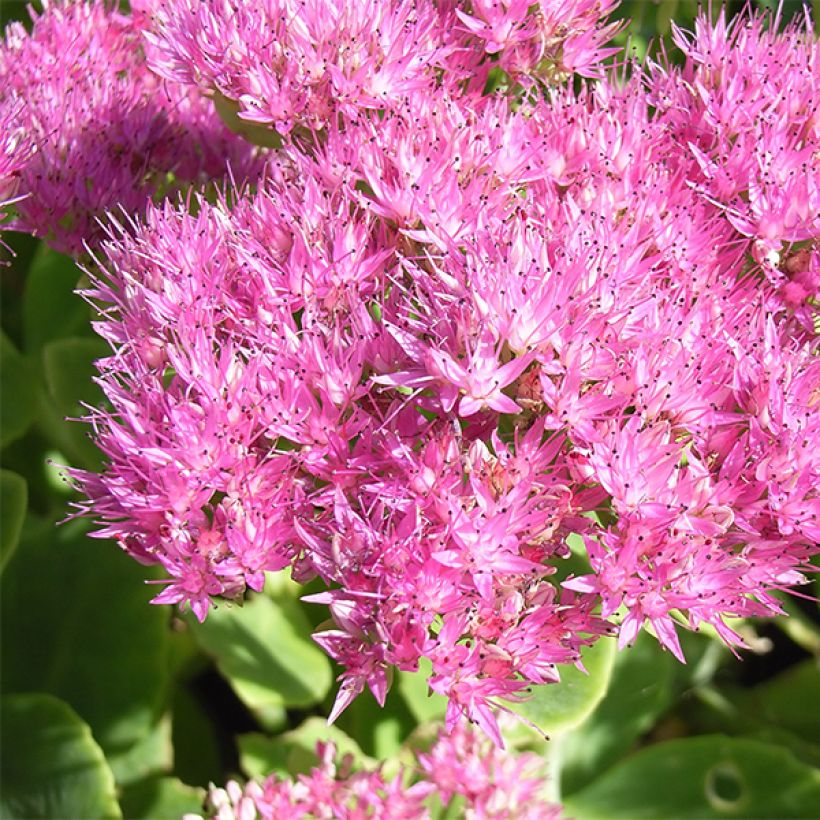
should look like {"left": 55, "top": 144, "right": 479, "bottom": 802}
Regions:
{"left": 0, "top": 0, "right": 262, "bottom": 253}
{"left": 426, "top": 331, "right": 533, "bottom": 416}
{"left": 53, "top": 0, "right": 820, "bottom": 742}
{"left": 190, "top": 723, "right": 562, "bottom": 820}
{"left": 137, "top": 0, "right": 448, "bottom": 136}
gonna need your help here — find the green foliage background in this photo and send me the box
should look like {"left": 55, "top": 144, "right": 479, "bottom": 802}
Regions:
{"left": 2, "top": 2, "right": 819, "bottom": 818}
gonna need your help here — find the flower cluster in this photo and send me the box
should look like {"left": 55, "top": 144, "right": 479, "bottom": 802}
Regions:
{"left": 0, "top": 95, "right": 28, "bottom": 209}
{"left": 190, "top": 723, "right": 560, "bottom": 819}
{"left": 5, "top": 0, "right": 815, "bottom": 742}
{"left": 454, "top": 0, "right": 623, "bottom": 81}
{"left": 136, "top": 0, "right": 621, "bottom": 137}
{"left": 0, "top": 0, "right": 262, "bottom": 254}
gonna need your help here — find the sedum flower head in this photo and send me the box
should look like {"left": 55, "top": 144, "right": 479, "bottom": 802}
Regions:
{"left": 18, "top": 0, "right": 814, "bottom": 738}
{"left": 187, "top": 722, "right": 561, "bottom": 819}
{"left": 0, "top": 0, "right": 263, "bottom": 253}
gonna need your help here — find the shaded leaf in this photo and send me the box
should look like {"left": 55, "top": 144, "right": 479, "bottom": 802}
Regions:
{"left": 741, "top": 727, "right": 820, "bottom": 771}
{"left": 119, "top": 776, "right": 205, "bottom": 819}
{"left": 1, "top": 693, "right": 121, "bottom": 819}
{"left": 188, "top": 592, "right": 332, "bottom": 720}
{"left": 564, "top": 735, "right": 820, "bottom": 819}
{"left": 0, "top": 331, "right": 38, "bottom": 447}
{"left": 23, "top": 246, "right": 89, "bottom": 352}
{"left": 41, "top": 336, "right": 109, "bottom": 468}
{"left": 42, "top": 336, "right": 107, "bottom": 419}
{"left": 239, "top": 718, "right": 374, "bottom": 779}
{"left": 744, "top": 661, "right": 820, "bottom": 746}
{"left": 0, "top": 470, "right": 26, "bottom": 572}
{"left": 1, "top": 517, "right": 169, "bottom": 755}
{"left": 560, "top": 631, "right": 677, "bottom": 796}
{"left": 0, "top": 232, "right": 40, "bottom": 345}
{"left": 107, "top": 714, "right": 173, "bottom": 787}
{"left": 170, "top": 685, "right": 224, "bottom": 789}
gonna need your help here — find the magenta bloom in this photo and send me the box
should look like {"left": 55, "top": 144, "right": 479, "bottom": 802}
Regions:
{"left": 34, "top": 0, "right": 818, "bottom": 738}
{"left": 136, "top": 0, "right": 449, "bottom": 136}
{"left": 189, "top": 722, "right": 561, "bottom": 819}
{"left": 0, "top": 0, "right": 262, "bottom": 253}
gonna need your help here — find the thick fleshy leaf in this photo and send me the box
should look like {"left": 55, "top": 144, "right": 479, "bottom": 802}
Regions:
{"left": 1, "top": 693, "right": 121, "bottom": 819}
{"left": 1, "top": 517, "right": 169, "bottom": 755}
{"left": 107, "top": 715, "right": 173, "bottom": 787}
{"left": 559, "top": 631, "right": 677, "bottom": 795}
{"left": 188, "top": 592, "right": 332, "bottom": 719}
{"left": 331, "top": 683, "right": 418, "bottom": 759}
{"left": 119, "top": 777, "right": 205, "bottom": 819}
{"left": 23, "top": 246, "right": 89, "bottom": 352}
{"left": 772, "top": 592, "right": 820, "bottom": 657}
{"left": 397, "top": 657, "right": 447, "bottom": 724}
{"left": 41, "top": 336, "right": 108, "bottom": 468}
{"left": 505, "top": 637, "right": 617, "bottom": 743}
{"left": 0, "top": 470, "right": 26, "bottom": 571}
{"left": 0, "top": 331, "right": 38, "bottom": 447}
{"left": 564, "top": 736, "right": 820, "bottom": 819}
{"left": 42, "top": 337, "right": 108, "bottom": 416}
{"left": 239, "top": 718, "right": 374, "bottom": 779}
{"left": 0, "top": 233, "right": 39, "bottom": 348}
{"left": 735, "top": 661, "right": 820, "bottom": 749}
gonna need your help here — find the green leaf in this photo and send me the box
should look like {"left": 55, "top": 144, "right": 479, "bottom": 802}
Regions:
{"left": 0, "top": 331, "right": 38, "bottom": 447}
{"left": 42, "top": 336, "right": 108, "bottom": 419}
{"left": 41, "top": 336, "right": 109, "bottom": 468}
{"left": 188, "top": 591, "right": 332, "bottom": 720}
{"left": 239, "top": 717, "right": 374, "bottom": 779}
{"left": 397, "top": 657, "right": 447, "bottom": 724}
{"left": 737, "top": 661, "right": 820, "bottom": 748}
{"left": 0, "top": 470, "right": 26, "bottom": 572}
{"left": 559, "top": 631, "right": 677, "bottom": 796}
{"left": 107, "top": 715, "right": 173, "bottom": 787}
{"left": 773, "top": 593, "right": 820, "bottom": 657}
{"left": 119, "top": 777, "right": 205, "bottom": 819}
{"left": 331, "top": 683, "right": 418, "bottom": 759}
{"left": 564, "top": 736, "right": 820, "bottom": 819}
{"left": 23, "top": 246, "right": 89, "bottom": 352}
{"left": 213, "top": 92, "right": 283, "bottom": 148}
{"left": 504, "top": 637, "right": 617, "bottom": 743}
{"left": 1, "top": 693, "right": 121, "bottom": 819}
{"left": 1, "top": 517, "right": 169, "bottom": 755}
{"left": 0, "top": 233, "right": 40, "bottom": 345}
{"left": 741, "top": 727, "right": 820, "bottom": 771}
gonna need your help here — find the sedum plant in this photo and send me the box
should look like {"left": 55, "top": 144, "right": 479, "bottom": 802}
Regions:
{"left": 1, "top": 0, "right": 818, "bottom": 818}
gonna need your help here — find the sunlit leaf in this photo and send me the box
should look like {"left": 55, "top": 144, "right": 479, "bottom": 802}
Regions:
{"left": 397, "top": 657, "right": 447, "bottom": 724}
{"left": 564, "top": 735, "right": 820, "bottom": 819}
{"left": 188, "top": 592, "right": 332, "bottom": 720}
{"left": 239, "top": 717, "right": 374, "bottom": 779}
{"left": 505, "top": 637, "right": 617, "bottom": 744}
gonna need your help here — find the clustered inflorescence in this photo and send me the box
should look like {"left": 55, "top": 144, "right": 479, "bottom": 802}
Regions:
{"left": 2, "top": 0, "right": 818, "bottom": 767}
{"left": 188, "top": 722, "right": 561, "bottom": 819}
